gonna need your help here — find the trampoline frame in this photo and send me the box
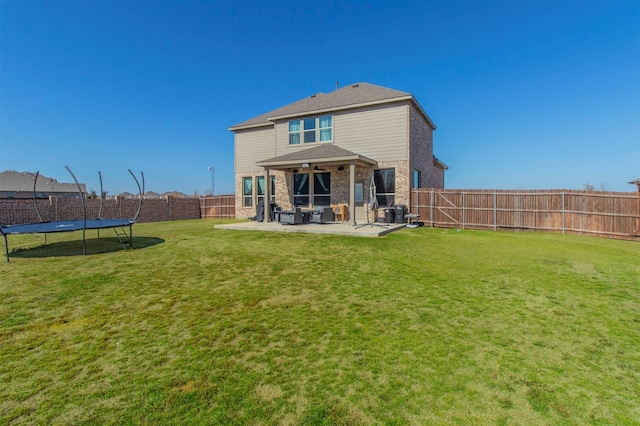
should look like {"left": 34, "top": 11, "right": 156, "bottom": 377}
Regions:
{"left": 1, "top": 167, "right": 144, "bottom": 262}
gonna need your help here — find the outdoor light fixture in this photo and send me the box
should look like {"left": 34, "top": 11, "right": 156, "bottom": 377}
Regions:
{"left": 292, "top": 169, "right": 298, "bottom": 174}
{"left": 337, "top": 166, "right": 345, "bottom": 171}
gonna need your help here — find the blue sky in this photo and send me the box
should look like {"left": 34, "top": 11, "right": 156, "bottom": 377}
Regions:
{"left": 1, "top": 1, "right": 638, "bottom": 195}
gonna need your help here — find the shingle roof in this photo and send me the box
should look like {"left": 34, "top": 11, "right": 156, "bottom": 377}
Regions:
{"left": 0, "top": 170, "right": 85, "bottom": 193}
{"left": 433, "top": 156, "right": 449, "bottom": 170}
{"left": 230, "top": 82, "right": 434, "bottom": 130}
{"left": 256, "top": 144, "right": 376, "bottom": 168}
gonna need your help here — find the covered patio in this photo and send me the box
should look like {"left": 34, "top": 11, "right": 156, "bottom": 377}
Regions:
{"left": 255, "top": 144, "right": 378, "bottom": 226}
{"left": 215, "top": 220, "right": 407, "bottom": 237}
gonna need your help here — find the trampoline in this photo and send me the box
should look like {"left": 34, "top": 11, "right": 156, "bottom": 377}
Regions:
{"left": 1, "top": 167, "right": 144, "bottom": 262}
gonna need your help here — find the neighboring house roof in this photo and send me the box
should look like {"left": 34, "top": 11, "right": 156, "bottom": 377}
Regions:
{"left": 144, "top": 191, "right": 162, "bottom": 199}
{"left": 162, "top": 191, "right": 190, "bottom": 198}
{"left": 628, "top": 178, "right": 640, "bottom": 184}
{"left": 257, "top": 144, "right": 377, "bottom": 169}
{"left": 229, "top": 82, "right": 435, "bottom": 131}
{"left": 0, "top": 170, "right": 86, "bottom": 194}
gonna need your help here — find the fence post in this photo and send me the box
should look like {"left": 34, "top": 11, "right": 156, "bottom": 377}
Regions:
{"left": 494, "top": 191, "right": 497, "bottom": 231}
{"left": 430, "top": 190, "right": 434, "bottom": 227}
{"left": 462, "top": 191, "right": 465, "bottom": 229}
{"left": 50, "top": 196, "right": 58, "bottom": 221}
{"left": 562, "top": 191, "right": 565, "bottom": 234}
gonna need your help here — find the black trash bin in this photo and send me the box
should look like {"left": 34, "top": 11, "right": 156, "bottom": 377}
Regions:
{"left": 394, "top": 205, "right": 407, "bottom": 223}
{"left": 384, "top": 208, "right": 395, "bottom": 223}
{"left": 267, "top": 200, "right": 277, "bottom": 221}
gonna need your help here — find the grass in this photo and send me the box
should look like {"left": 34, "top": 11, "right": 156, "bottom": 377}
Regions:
{"left": 1, "top": 219, "right": 639, "bottom": 424}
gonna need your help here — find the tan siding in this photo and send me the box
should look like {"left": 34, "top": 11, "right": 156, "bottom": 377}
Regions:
{"left": 273, "top": 120, "right": 314, "bottom": 157}
{"left": 271, "top": 102, "right": 409, "bottom": 162}
{"left": 234, "top": 126, "right": 275, "bottom": 173}
{"left": 334, "top": 103, "right": 409, "bottom": 162}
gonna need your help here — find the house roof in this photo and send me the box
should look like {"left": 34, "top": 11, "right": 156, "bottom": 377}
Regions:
{"left": 256, "top": 144, "right": 377, "bottom": 169}
{"left": 0, "top": 170, "right": 86, "bottom": 193}
{"left": 433, "top": 156, "right": 449, "bottom": 170}
{"left": 628, "top": 178, "right": 640, "bottom": 184}
{"left": 229, "top": 82, "right": 435, "bottom": 131}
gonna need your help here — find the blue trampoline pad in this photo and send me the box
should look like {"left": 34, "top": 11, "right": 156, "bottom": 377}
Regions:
{"left": 1, "top": 219, "right": 134, "bottom": 235}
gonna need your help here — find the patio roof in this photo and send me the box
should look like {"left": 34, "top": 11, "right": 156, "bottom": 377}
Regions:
{"left": 256, "top": 144, "right": 377, "bottom": 170}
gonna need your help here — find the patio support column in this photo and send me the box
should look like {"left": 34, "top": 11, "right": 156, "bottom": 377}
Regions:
{"left": 264, "top": 167, "right": 271, "bottom": 222}
{"left": 349, "top": 162, "right": 356, "bottom": 226}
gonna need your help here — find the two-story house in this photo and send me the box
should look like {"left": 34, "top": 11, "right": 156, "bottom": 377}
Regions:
{"left": 229, "top": 82, "right": 447, "bottom": 224}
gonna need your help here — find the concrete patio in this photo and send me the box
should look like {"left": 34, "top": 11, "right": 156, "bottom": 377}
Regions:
{"left": 214, "top": 220, "right": 407, "bottom": 237}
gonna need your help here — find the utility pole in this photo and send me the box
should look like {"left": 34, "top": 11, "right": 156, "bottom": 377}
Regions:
{"left": 207, "top": 166, "right": 215, "bottom": 195}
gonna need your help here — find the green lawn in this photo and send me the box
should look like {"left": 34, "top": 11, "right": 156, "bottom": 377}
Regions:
{"left": 1, "top": 220, "right": 639, "bottom": 425}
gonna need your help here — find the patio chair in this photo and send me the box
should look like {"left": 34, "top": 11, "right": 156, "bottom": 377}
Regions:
{"left": 278, "top": 207, "right": 304, "bottom": 225}
{"left": 310, "top": 207, "right": 335, "bottom": 224}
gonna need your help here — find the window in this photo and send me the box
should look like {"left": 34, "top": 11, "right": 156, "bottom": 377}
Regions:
{"left": 313, "top": 172, "right": 331, "bottom": 206}
{"left": 374, "top": 169, "right": 395, "bottom": 206}
{"left": 289, "top": 121, "right": 301, "bottom": 145}
{"left": 293, "top": 173, "right": 309, "bottom": 207}
{"left": 242, "top": 177, "right": 253, "bottom": 207}
{"left": 270, "top": 175, "right": 276, "bottom": 202}
{"left": 355, "top": 182, "right": 364, "bottom": 203}
{"left": 257, "top": 176, "right": 276, "bottom": 204}
{"left": 319, "top": 115, "right": 332, "bottom": 141}
{"left": 413, "top": 170, "right": 421, "bottom": 189}
{"left": 303, "top": 118, "right": 316, "bottom": 143}
{"left": 256, "top": 176, "right": 265, "bottom": 204}
{"left": 288, "top": 115, "right": 333, "bottom": 145}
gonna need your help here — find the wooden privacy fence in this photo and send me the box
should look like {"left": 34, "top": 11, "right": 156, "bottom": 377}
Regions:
{"left": 200, "top": 195, "right": 235, "bottom": 219}
{"left": 411, "top": 189, "right": 640, "bottom": 241}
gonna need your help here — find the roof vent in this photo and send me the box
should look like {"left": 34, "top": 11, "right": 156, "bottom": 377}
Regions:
{"left": 310, "top": 94, "right": 316, "bottom": 98}
{"left": 352, "top": 84, "right": 359, "bottom": 88}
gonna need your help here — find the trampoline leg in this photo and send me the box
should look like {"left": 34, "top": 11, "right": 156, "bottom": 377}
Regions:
{"left": 3, "top": 234, "right": 9, "bottom": 263}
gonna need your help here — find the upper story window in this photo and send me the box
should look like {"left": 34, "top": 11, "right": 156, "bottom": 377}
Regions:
{"left": 289, "top": 115, "right": 333, "bottom": 145}
{"left": 289, "top": 121, "right": 301, "bottom": 145}
{"left": 319, "top": 115, "right": 332, "bottom": 141}
{"left": 304, "top": 118, "right": 316, "bottom": 143}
